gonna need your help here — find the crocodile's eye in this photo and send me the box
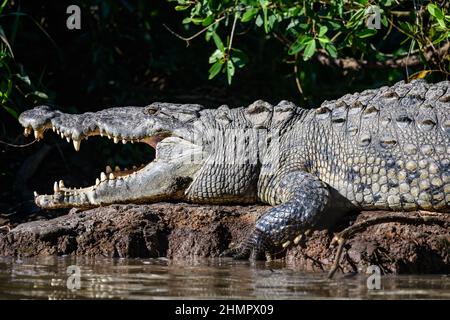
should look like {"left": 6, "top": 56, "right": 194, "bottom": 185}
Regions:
{"left": 146, "top": 106, "right": 159, "bottom": 115}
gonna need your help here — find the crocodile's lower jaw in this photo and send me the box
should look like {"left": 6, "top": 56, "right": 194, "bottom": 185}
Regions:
{"left": 29, "top": 127, "right": 203, "bottom": 209}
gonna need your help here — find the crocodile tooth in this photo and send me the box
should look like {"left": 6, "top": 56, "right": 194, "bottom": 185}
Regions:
{"left": 60, "top": 132, "right": 64, "bottom": 139}
{"left": 115, "top": 166, "right": 121, "bottom": 172}
{"left": 113, "top": 137, "right": 119, "bottom": 144}
{"left": 54, "top": 182, "right": 60, "bottom": 193}
{"left": 59, "top": 180, "right": 65, "bottom": 188}
{"left": 109, "top": 173, "right": 115, "bottom": 180}
{"left": 73, "top": 139, "right": 81, "bottom": 152}
{"left": 100, "top": 172, "right": 107, "bottom": 182}
{"left": 106, "top": 166, "right": 112, "bottom": 174}
{"left": 52, "top": 126, "right": 56, "bottom": 132}
{"left": 56, "top": 129, "right": 60, "bottom": 135}
{"left": 122, "top": 139, "right": 126, "bottom": 144}
{"left": 100, "top": 131, "right": 103, "bottom": 137}
{"left": 66, "top": 136, "right": 71, "bottom": 143}
{"left": 133, "top": 165, "right": 137, "bottom": 170}
{"left": 130, "top": 140, "right": 134, "bottom": 144}
{"left": 95, "top": 178, "right": 100, "bottom": 185}
{"left": 33, "top": 191, "right": 38, "bottom": 197}
{"left": 34, "top": 129, "right": 43, "bottom": 140}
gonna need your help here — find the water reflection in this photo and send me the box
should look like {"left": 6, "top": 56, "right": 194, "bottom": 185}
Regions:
{"left": 0, "top": 256, "right": 448, "bottom": 299}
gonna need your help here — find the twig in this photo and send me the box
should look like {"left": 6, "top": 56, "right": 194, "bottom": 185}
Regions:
{"left": 293, "top": 53, "right": 303, "bottom": 95}
{"left": 227, "top": 11, "right": 239, "bottom": 59}
{"left": 327, "top": 212, "right": 450, "bottom": 279}
{"left": 0, "top": 139, "right": 37, "bottom": 148}
{"left": 163, "top": 15, "right": 226, "bottom": 45}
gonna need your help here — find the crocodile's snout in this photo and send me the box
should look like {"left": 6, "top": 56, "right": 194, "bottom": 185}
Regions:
{"left": 19, "top": 105, "right": 60, "bottom": 139}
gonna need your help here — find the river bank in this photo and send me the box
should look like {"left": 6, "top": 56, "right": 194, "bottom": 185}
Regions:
{"left": 1, "top": 203, "right": 448, "bottom": 274}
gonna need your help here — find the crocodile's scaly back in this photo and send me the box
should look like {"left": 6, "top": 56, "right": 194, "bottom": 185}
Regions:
{"left": 259, "top": 80, "right": 450, "bottom": 212}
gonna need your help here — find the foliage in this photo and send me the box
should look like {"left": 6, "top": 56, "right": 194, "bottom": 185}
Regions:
{"left": 168, "top": 0, "right": 449, "bottom": 86}
{"left": 0, "top": 1, "right": 50, "bottom": 120}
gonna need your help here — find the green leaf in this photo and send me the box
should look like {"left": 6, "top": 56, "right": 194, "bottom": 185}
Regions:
{"left": 329, "top": 21, "right": 341, "bottom": 29}
{"left": 202, "top": 15, "right": 214, "bottom": 26}
{"left": 241, "top": 8, "right": 259, "bottom": 23}
{"left": 356, "top": 28, "right": 377, "bottom": 38}
{"left": 208, "top": 49, "right": 224, "bottom": 64}
{"left": 267, "top": 14, "right": 277, "bottom": 31}
{"left": 208, "top": 61, "right": 223, "bottom": 80}
{"left": 27, "top": 91, "right": 48, "bottom": 99}
{"left": 3, "top": 105, "right": 18, "bottom": 119}
{"left": 303, "top": 40, "right": 316, "bottom": 61}
{"left": 318, "top": 25, "right": 328, "bottom": 37}
{"left": 437, "top": 18, "right": 446, "bottom": 28}
{"left": 288, "top": 35, "right": 313, "bottom": 55}
{"left": 0, "top": 0, "right": 8, "bottom": 16}
{"left": 298, "top": 23, "right": 309, "bottom": 30}
{"left": 381, "top": 15, "right": 388, "bottom": 28}
{"left": 325, "top": 43, "right": 337, "bottom": 58}
{"left": 346, "top": 8, "right": 365, "bottom": 28}
{"left": 15, "top": 74, "right": 31, "bottom": 86}
{"left": 211, "top": 32, "right": 224, "bottom": 51}
{"left": 259, "top": 0, "right": 269, "bottom": 33}
{"left": 255, "top": 15, "right": 264, "bottom": 27}
{"left": 174, "top": 5, "right": 190, "bottom": 11}
{"left": 190, "top": 17, "right": 204, "bottom": 25}
{"left": 427, "top": 3, "right": 445, "bottom": 20}
{"left": 318, "top": 36, "right": 330, "bottom": 44}
{"left": 226, "top": 60, "right": 235, "bottom": 84}
{"left": 231, "top": 49, "right": 248, "bottom": 68}
{"left": 427, "top": 4, "right": 446, "bottom": 28}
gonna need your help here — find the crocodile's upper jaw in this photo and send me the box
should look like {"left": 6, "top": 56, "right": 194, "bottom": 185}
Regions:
{"left": 19, "top": 105, "right": 205, "bottom": 209}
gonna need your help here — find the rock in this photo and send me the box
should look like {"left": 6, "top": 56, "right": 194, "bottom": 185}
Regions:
{"left": 0, "top": 204, "right": 448, "bottom": 274}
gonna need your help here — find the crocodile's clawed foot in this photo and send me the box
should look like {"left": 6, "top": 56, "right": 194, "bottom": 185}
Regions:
{"left": 221, "top": 229, "right": 276, "bottom": 261}
{"left": 279, "top": 229, "right": 312, "bottom": 251}
{"left": 220, "top": 240, "right": 253, "bottom": 260}
{"left": 220, "top": 245, "right": 252, "bottom": 260}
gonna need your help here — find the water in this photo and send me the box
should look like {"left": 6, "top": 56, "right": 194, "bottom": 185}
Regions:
{"left": 0, "top": 256, "right": 448, "bottom": 299}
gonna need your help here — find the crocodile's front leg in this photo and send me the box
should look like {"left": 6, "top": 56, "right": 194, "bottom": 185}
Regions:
{"left": 230, "top": 171, "right": 334, "bottom": 260}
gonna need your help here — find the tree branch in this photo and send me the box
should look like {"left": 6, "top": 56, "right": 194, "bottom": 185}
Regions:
{"left": 327, "top": 212, "right": 450, "bottom": 279}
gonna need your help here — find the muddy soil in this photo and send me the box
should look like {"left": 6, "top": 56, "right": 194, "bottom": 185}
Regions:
{"left": 0, "top": 203, "right": 448, "bottom": 274}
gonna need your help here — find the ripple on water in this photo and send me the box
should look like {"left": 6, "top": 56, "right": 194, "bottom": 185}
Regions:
{"left": 0, "top": 256, "right": 449, "bottom": 299}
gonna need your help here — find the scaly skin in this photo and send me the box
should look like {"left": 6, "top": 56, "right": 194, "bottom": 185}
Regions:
{"left": 18, "top": 80, "right": 450, "bottom": 259}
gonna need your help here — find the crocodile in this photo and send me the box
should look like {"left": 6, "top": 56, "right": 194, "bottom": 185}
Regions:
{"left": 18, "top": 79, "right": 450, "bottom": 259}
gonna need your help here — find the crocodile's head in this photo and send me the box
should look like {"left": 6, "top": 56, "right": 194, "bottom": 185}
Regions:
{"left": 19, "top": 104, "right": 206, "bottom": 209}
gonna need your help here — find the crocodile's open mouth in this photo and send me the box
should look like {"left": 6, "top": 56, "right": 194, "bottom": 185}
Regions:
{"left": 24, "top": 124, "right": 169, "bottom": 202}
{"left": 19, "top": 105, "right": 205, "bottom": 208}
